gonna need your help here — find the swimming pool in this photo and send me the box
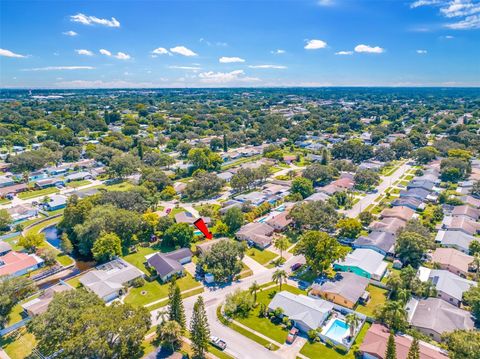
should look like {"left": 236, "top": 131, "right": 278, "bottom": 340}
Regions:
{"left": 322, "top": 318, "right": 350, "bottom": 343}
{"left": 41, "top": 225, "right": 61, "bottom": 249}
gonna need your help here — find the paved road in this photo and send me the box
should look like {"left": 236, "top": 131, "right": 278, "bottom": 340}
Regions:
{"left": 341, "top": 162, "right": 412, "bottom": 218}
{"left": 151, "top": 254, "right": 303, "bottom": 359}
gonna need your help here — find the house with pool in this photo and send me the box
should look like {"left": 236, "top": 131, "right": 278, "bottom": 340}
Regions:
{"left": 268, "top": 291, "right": 366, "bottom": 350}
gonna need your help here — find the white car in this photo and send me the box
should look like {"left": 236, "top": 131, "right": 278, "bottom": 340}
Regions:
{"left": 210, "top": 336, "right": 227, "bottom": 350}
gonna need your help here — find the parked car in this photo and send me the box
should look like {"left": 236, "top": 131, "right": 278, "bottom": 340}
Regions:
{"left": 210, "top": 336, "right": 227, "bottom": 350}
{"left": 290, "top": 263, "right": 302, "bottom": 271}
{"left": 286, "top": 327, "right": 299, "bottom": 344}
{"left": 166, "top": 208, "right": 172, "bottom": 214}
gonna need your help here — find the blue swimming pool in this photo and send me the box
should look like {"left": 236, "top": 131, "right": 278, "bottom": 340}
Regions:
{"left": 323, "top": 319, "right": 350, "bottom": 343}
{"left": 41, "top": 225, "right": 61, "bottom": 249}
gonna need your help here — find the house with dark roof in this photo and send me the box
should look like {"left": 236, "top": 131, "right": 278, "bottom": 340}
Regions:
{"left": 360, "top": 323, "right": 449, "bottom": 359}
{"left": 353, "top": 231, "right": 395, "bottom": 256}
{"left": 146, "top": 248, "right": 192, "bottom": 282}
{"left": 310, "top": 272, "right": 370, "bottom": 309}
{"left": 391, "top": 197, "right": 425, "bottom": 211}
{"left": 406, "top": 297, "right": 474, "bottom": 342}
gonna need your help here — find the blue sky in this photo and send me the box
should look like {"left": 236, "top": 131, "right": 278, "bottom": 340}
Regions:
{"left": 1, "top": 0, "right": 479, "bottom": 88}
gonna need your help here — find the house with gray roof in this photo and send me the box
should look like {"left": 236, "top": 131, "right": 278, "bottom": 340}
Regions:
{"left": 451, "top": 205, "right": 480, "bottom": 221}
{"left": 79, "top": 258, "right": 144, "bottom": 302}
{"left": 310, "top": 272, "right": 369, "bottom": 309}
{"left": 236, "top": 222, "right": 274, "bottom": 248}
{"left": 174, "top": 211, "right": 211, "bottom": 226}
{"left": 407, "top": 179, "right": 435, "bottom": 192}
{"left": 400, "top": 188, "right": 432, "bottom": 202}
{"left": 353, "top": 231, "right": 395, "bottom": 256}
{"left": 146, "top": 248, "right": 192, "bottom": 282}
{"left": 304, "top": 191, "right": 330, "bottom": 202}
{"left": 417, "top": 267, "right": 476, "bottom": 307}
{"left": 0, "top": 241, "right": 12, "bottom": 256}
{"left": 334, "top": 248, "right": 388, "bottom": 281}
{"left": 441, "top": 216, "right": 480, "bottom": 236}
{"left": 43, "top": 195, "right": 67, "bottom": 211}
{"left": 435, "top": 230, "right": 479, "bottom": 254}
{"left": 22, "top": 281, "right": 73, "bottom": 316}
{"left": 406, "top": 297, "right": 474, "bottom": 342}
{"left": 268, "top": 291, "right": 334, "bottom": 332}
{"left": 391, "top": 197, "right": 425, "bottom": 211}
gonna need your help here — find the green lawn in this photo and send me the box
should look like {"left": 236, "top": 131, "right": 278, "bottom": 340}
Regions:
{"left": 235, "top": 284, "right": 305, "bottom": 344}
{"left": 45, "top": 208, "right": 65, "bottom": 216}
{"left": 147, "top": 286, "right": 205, "bottom": 311}
{"left": 355, "top": 284, "right": 388, "bottom": 318}
{"left": 123, "top": 246, "right": 158, "bottom": 274}
{"left": 221, "top": 155, "right": 262, "bottom": 170}
{"left": 245, "top": 247, "right": 278, "bottom": 266}
{"left": 0, "top": 197, "right": 11, "bottom": 205}
{"left": 66, "top": 276, "right": 82, "bottom": 288}
{"left": 300, "top": 323, "right": 371, "bottom": 359}
{"left": 217, "top": 306, "right": 279, "bottom": 351}
{"left": 168, "top": 206, "right": 188, "bottom": 218}
{"left": 0, "top": 329, "right": 37, "bottom": 359}
{"left": 124, "top": 273, "right": 200, "bottom": 307}
{"left": 67, "top": 179, "right": 91, "bottom": 188}
{"left": 17, "top": 187, "right": 59, "bottom": 199}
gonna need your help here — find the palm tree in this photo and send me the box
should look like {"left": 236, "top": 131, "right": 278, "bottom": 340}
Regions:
{"left": 249, "top": 281, "right": 261, "bottom": 303}
{"left": 274, "top": 236, "right": 289, "bottom": 260}
{"left": 272, "top": 269, "right": 287, "bottom": 291}
{"left": 158, "top": 320, "right": 182, "bottom": 352}
{"left": 473, "top": 254, "right": 480, "bottom": 281}
{"left": 345, "top": 313, "right": 360, "bottom": 338}
{"left": 378, "top": 300, "right": 408, "bottom": 332}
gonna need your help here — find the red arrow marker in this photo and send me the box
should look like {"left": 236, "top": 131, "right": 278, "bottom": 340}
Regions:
{"left": 194, "top": 218, "right": 213, "bottom": 239}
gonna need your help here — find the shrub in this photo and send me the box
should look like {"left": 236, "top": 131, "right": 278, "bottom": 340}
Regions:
{"left": 131, "top": 277, "right": 145, "bottom": 288}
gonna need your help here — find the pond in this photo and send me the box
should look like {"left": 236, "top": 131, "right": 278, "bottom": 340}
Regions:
{"left": 41, "top": 225, "right": 61, "bottom": 249}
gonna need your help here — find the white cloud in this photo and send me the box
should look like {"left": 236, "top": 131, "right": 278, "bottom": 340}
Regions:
{"left": 170, "top": 46, "right": 197, "bottom": 56}
{"left": 354, "top": 44, "right": 385, "bottom": 53}
{"left": 75, "top": 49, "right": 93, "bottom": 56}
{"left": 198, "top": 70, "right": 259, "bottom": 84}
{"left": 22, "top": 66, "right": 95, "bottom": 71}
{"left": 335, "top": 50, "right": 353, "bottom": 55}
{"left": 55, "top": 80, "right": 155, "bottom": 88}
{"left": 440, "top": 0, "right": 480, "bottom": 18}
{"left": 0, "top": 48, "right": 26, "bottom": 58}
{"left": 416, "top": 49, "right": 428, "bottom": 54}
{"left": 271, "top": 49, "right": 286, "bottom": 55}
{"left": 168, "top": 65, "right": 201, "bottom": 70}
{"left": 63, "top": 30, "right": 78, "bottom": 36}
{"left": 445, "top": 34, "right": 455, "bottom": 38}
{"left": 410, "top": 0, "right": 441, "bottom": 8}
{"left": 304, "top": 39, "right": 327, "bottom": 50}
{"left": 445, "top": 14, "right": 480, "bottom": 28}
{"left": 248, "top": 64, "right": 287, "bottom": 69}
{"left": 114, "top": 52, "right": 131, "bottom": 60}
{"left": 219, "top": 56, "right": 245, "bottom": 63}
{"left": 99, "top": 49, "right": 112, "bottom": 56}
{"left": 152, "top": 47, "right": 170, "bottom": 55}
{"left": 70, "top": 13, "right": 120, "bottom": 27}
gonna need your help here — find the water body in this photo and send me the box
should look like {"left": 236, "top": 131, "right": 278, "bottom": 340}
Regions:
{"left": 41, "top": 225, "right": 61, "bottom": 249}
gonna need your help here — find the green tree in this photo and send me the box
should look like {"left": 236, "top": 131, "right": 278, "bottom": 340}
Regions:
{"left": 0, "top": 209, "right": 12, "bottom": 232}
{"left": 272, "top": 269, "right": 287, "bottom": 290}
{"left": 295, "top": 231, "right": 349, "bottom": 276}
{"left": 60, "top": 233, "right": 73, "bottom": 254}
{"left": 196, "top": 240, "right": 246, "bottom": 283}
{"left": 19, "top": 232, "right": 45, "bottom": 253}
{"left": 224, "top": 289, "right": 254, "bottom": 317}
{"left": 462, "top": 285, "right": 480, "bottom": 321}
{"left": 163, "top": 222, "right": 194, "bottom": 249}
{"left": 376, "top": 300, "right": 408, "bottom": 332}
{"left": 385, "top": 331, "right": 397, "bottom": 359}
{"left": 345, "top": 313, "right": 360, "bottom": 337}
{"left": 354, "top": 169, "right": 380, "bottom": 191}
{"left": 223, "top": 206, "right": 244, "bottom": 234}
{"left": 187, "top": 147, "right": 223, "bottom": 171}
{"left": 28, "top": 289, "right": 150, "bottom": 358}
{"left": 290, "top": 200, "right": 339, "bottom": 232}
{"left": 407, "top": 337, "right": 420, "bottom": 359}
{"left": 92, "top": 232, "right": 122, "bottom": 263}
{"left": 190, "top": 296, "right": 210, "bottom": 358}
{"left": 470, "top": 180, "right": 480, "bottom": 197}
{"left": 108, "top": 153, "right": 140, "bottom": 179}
{"left": 395, "top": 231, "right": 433, "bottom": 268}
{"left": 0, "top": 276, "right": 37, "bottom": 328}
{"left": 443, "top": 330, "right": 480, "bottom": 359}
{"left": 291, "top": 177, "right": 314, "bottom": 199}
{"left": 274, "top": 236, "right": 289, "bottom": 259}
{"left": 413, "top": 146, "right": 438, "bottom": 164}
{"left": 168, "top": 280, "right": 186, "bottom": 331}
{"left": 336, "top": 218, "right": 362, "bottom": 239}
{"left": 184, "top": 170, "right": 225, "bottom": 200}
{"left": 157, "top": 320, "right": 182, "bottom": 352}
{"left": 249, "top": 281, "right": 261, "bottom": 303}
{"left": 302, "top": 164, "right": 338, "bottom": 186}
{"left": 359, "top": 211, "right": 374, "bottom": 226}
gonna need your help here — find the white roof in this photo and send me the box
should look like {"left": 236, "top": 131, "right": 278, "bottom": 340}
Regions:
{"left": 336, "top": 248, "right": 388, "bottom": 277}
